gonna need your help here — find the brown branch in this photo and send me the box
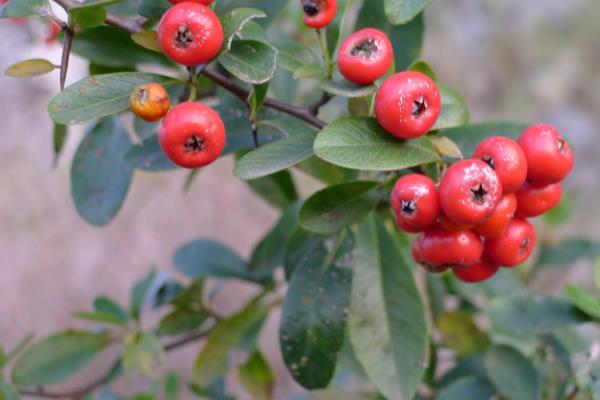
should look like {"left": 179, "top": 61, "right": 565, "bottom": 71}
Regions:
{"left": 17, "top": 329, "right": 211, "bottom": 399}
{"left": 59, "top": 25, "right": 73, "bottom": 91}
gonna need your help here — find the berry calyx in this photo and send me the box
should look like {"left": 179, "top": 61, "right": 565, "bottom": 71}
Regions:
{"left": 375, "top": 71, "right": 441, "bottom": 139}
{"left": 453, "top": 259, "right": 499, "bottom": 283}
{"left": 515, "top": 182, "right": 562, "bottom": 218}
{"left": 158, "top": 2, "right": 224, "bottom": 66}
{"left": 159, "top": 102, "right": 226, "bottom": 169}
{"left": 337, "top": 28, "right": 393, "bottom": 85}
{"left": 439, "top": 159, "right": 503, "bottom": 225}
{"left": 415, "top": 225, "right": 483, "bottom": 268}
{"left": 129, "top": 83, "right": 171, "bottom": 122}
{"left": 301, "top": 0, "right": 337, "bottom": 29}
{"left": 473, "top": 193, "right": 517, "bottom": 239}
{"left": 391, "top": 174, "right": 440, "bottom": 232}
{"left": 518, "top": 124, "right": 574, "bottom": 184}
{"left": 484, "top": 219, "right": 536, "bottom": 267}
{"left": 472, "top": 136, "right": 527, "bottom": 193}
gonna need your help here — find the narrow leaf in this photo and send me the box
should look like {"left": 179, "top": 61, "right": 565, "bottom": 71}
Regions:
{"left": 5, "top": 59, "right": 56, "bottom": 77}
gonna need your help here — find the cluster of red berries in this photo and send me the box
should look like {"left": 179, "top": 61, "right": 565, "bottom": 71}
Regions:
{"left": 390, "top": 125, "right": 573, "bottom": 283}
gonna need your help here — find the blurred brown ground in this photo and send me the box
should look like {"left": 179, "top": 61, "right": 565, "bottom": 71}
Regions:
{"left": 1, "top": 0, "right": 599, "bottom": 398}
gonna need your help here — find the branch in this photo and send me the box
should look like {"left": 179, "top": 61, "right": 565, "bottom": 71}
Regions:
{"left": 17, "top": 329, "right": 211, "bottom": 400}
{"left": 52, "top": 0, "right": 145, "bottom": 32}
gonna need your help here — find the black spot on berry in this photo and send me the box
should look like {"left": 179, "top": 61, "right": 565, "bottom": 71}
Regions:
{"left": 401, "top": 200, "right": 416, "bottom": 216}
{"left": 471, "top": 183, "right": 488, "bottom": 204}
{"left": 185, "top": 135, "right": 204, "bottom": 153}
{"left": 350, "top": 38, "right": 378, "bottom": 58}
{"left": 482, "top": 155, "right": 496, "bottom": 169}
{"left": 303, "top": 0, "right": 320, "bottom": 16}
{"left": 412, "top": 96, "right": 428, "bottom": 117}
{"left": 175, "top": 25, "right": 193, "bottom": 49}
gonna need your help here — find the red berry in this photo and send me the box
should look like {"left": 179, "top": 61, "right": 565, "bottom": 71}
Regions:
{"left": 484, "top": 219, "right": 536, "bottom": 267}
{"left": 472, "top": 136, "right": 527, "bottom": 193}
{"left": 453, "top": 259, "right": 499, "bottom": 283}
{"left": 396, "top": 217, "right": 423, "bottom": 233}
{"left": 412, "top": 239, "right": 449, "bottom": 273}
{"left": 515, "top": 182, "right": 561, "bottom": 218}
{"left": 391, "top": 174, "right": 440, "bottom": 231}
{"left": 170, "top": 0, "right": 214, "bottom": 4}
{"left": 518, "top": 124, "right": 574, "bottom": 184}
{"left": 438, "top": 213, "right": 473, "bottom": 232}
{"left": 46, "top": 20, "right": 61, "bottom": 44}
{"left": 158, "top": 2, "right": 223, "bottom": 66}
{"left": 301, "top": 0, "right": 337, "bottom": 28}
{"left": 439, "top": 159, "right": 503, "bottom": 226}
{"left": 159, "top": 102, "right": 226, "bottom": 169}
{"left": 337, "top": 28, "right": 393, "bottom": 85}
{"left": 374, "top": 71, "right": 441, "bottom": 139}
{"left": 473, "top": 193, "right": 517, "bottom": 239}
{"left": 416, "top": 225, "right": 483, "bottom": 267}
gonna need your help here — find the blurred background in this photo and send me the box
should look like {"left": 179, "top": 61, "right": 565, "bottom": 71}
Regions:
{"left": 1, "top": 0, "right": 598, "bottom": 397}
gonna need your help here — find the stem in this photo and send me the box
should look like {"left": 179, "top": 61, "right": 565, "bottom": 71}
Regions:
{"left": 316, "top": 28, "right": 333, "bottom": 79}
{"left": 59, "top": 18, "right": 74, "bottom": 91}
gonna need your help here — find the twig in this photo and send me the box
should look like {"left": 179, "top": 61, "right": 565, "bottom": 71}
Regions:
{"left": 59, "top": 22, "right": 73, "bottom": 91}
{"left": 308, "top": 92, "right": 332, "bottom": 115}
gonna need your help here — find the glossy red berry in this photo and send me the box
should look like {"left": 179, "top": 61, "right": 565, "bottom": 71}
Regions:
{"left": 412, "top": 239, "right": 449, "bottom": 273}
{"left": 301, "top": 0, "right": 337, "bottom": 28}
{"left": 438, "top": 213, "right": 473, "bottom": 232}
{"left": 472, "top": 136, "right": 527, "bottom": 193}
{"left": 484, "top": 219, "right": 536, "bottom": 267}
{"left": 416, "top": 225, "right": 483, "bottom": 267}
{"left": 375, "top": 71, "right": 441, "bottom": 139}
{"left": 453, "top": 259, "right": 499, "bottom": 283}
{"left": 515, "top": 182, "right": 562, "bottom": 218}
{"left": 46, "top": 20, "right": 61, "bottom": 44}
{"left": 170, "top": 0, "right": 214, "bottom": 4}
{"left": 158, "top": 2, "right": 223, "bottom": 66}
{"left": 439, "top": 159, "right": 503, "bottom": 226}
{"left": 518, "top": 124, "right": 574, "bottom": 184}
{"left": 337, "top": 28, "right": 393, "bottom": 85}
{"left": 159, "top": 102, "right": 226, "bottom": 169}
{"left": 473, "top": 194, "right": 517, "bottom": 239}
{"left": 391, "top": 174, "right": 440, "bottom": 232}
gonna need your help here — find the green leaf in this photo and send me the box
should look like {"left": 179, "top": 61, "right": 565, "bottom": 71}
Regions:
{"left": 5, "top": 59, "right": 56, "bottom": 78}
{"left": 564, "top": 284, "right": 600, "bottom": 320}
{"left": 437, "top": 312, "right": 490, "bottom": 357}
{"left": 131, "top": 31, "right": 161, "bottom": 52}
{"left": 0, "top": 381, "right": 20, "bottom": 400}
{"left": 320, "top": 79, "right": 377, "bottom": 98}
{"left": 297, "top": 157, "right": 358, "bottom": 185}
{"left": 314, "top": 117, "right": 439, "bottom": 171}
{"left": 52, "top": 123, "right": 68, "bottom": 167}
{"left": 73, "top": 311, "right": 127, "bottom": 326}
{"left": 299, "top": 181, "right": 381, "bottom": 234}
{"left": 174, "top": 240, "right": 271, "bottom": 284}
{"left": 238, "top": 351, "right": 273, "bottom": 400}
{"left": 11, "top": 332, "right": 110, "bottom": 386}
{"left": 130, "top": 269, "right": 161, "bottom": 320}
{"left": 214, "top": 0, "right": 287, "bottom": 26}
{"left": 70, "top": 6, "right": 106, "bottom": 30}
{"left": 280, "top": 230, "right": 354, "bottom": 389}
{"left": 158, "top": 309, "right": 209, "bottom": 336}
{"left": 347, "top": 96, "right": 372, "bottom": 117}
{"left": 5, "top": 335, "right": 34, "bottom": 365}
{"left": 137, "top": 0, "right": 169, "bottom": 20}
{"left": 538, "top": 335, "right": 571, "bottom": 400}
{"left": 1, "top": 0, "right": 48, "bottom": 18}
{"left": 429, "top": 135, "right": 463, "bottom": 159}
{"left": 487, "top": 295, "right": 585, "bottom": 336}
{"left": 235, "top": 131, "right": 316, "bottom": 180}
{"left": 164, "top": 373, "right": 180, "bottom": 400}
{"left": 94, "top": 296, "right": 128, "bottom": 324}
{"left": 437, "top": 376, "right": 496, "bottom": 400}
{"left": 538, "top": 239, "right": 600, "bottom": 266}
{"left": 125, "top": 135, "right": 177, "bottom": 172}
{"left": 441, "top": 122, "right": 528, "bottom": 156}
{"left": 193, "top": 298, "right": 268, "bottom": 386}
{"left": 248, "top": 82, "right": 269, "bottom": 116}
{"left": 275, "top": 41, "right": 320, "bottom": 72}
{"left": 595, "top": 257, "right": 600, "bottom": 289}
{"left": 432, "top": 85, "right": 469, "bottom": 130}
{"left": 49, "top": 72, "right": 178, "bottom": 125}
{"left": 237, "top": 20, "right": 269, "bottom": 42}
{"left": 384, "top": 0, "right": 432, "bottom": 25}
{"left": 245, "top": 170, "right": 298, "bottom": 209}
{"left": 409, "top": 60, "right": 437, "bottom": 80}
{"left": 355, "top": 3, "right": 424, "bottom": 70}
{"left": 220, "top": 7, "right": 266, "bottom": 51}
{"left": 123, "top": 332, "right": 165, "bottom": 375}
{"left": 70, "top": 117, "right": 133, "bottom": 226}
{"left": 293, "top": 64, "right": 327, "bottom": 80}
{"left": 484, "top": 345, "right": 539, "bottom": 400}
{"left": 348, "top": 214, "right": 428, "bottom": 400}
{"left": 218, "top": 40, "right": 277, "bottom": 84}
{"left": 71, "top": 26, "right": 172, "bottom": 68}
{"left": 325, "top": 0, "right": 346, "bottom": 58}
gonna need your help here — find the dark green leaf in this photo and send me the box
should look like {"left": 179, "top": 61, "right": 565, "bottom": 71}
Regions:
{"left": 408, "top": 60, "right": 437, "bottom": 80}
{"left": 437, "top": 376, "right": 496, "bottom": 400}
{"left": 347, "top": 96, "right": 372, "bottom": 117}
{"left": 299, "top": 181, "right": 381, "bottom": 234}
{"left": 384, "top": 0, "right": 432, "bottom": 25}
{"left": 11, "top": 332, "right": 110, "bottom": 386}
{"left": 193, "top": 298, "right": 268, "bottom": 386}
{"left": 131, "top": 31, "right": 161, "bottom": 52}
{"left": 538, "top": 335, "right": 571, "bottom": 400}
{"left": 325, "top": 0, "right": 346, "bottom": 58}
{"left": 220, "top": 8, "right": 266, "bottom": 51}
{"left": 245, "top": 170, "right": 297, "bottom": 209}
{"left": 248, "top": 82, "right": 269, "bottom": 116}
{"left": 487, "top": 295, "right": 585, "bottom": 336}
{"left": 538, "top": 239, "right": 600, "bottom": 266}
{"left": 122, "top": 332, "right": 165, "bottom": 375}
{"left": 297, "top": 157, "right": 358, "bottom": 185}
{"left": 94, "top": 296, "right": 128, "bottom": 324}
{"left": 275, "top": 41, "right": 320, "bottom": 73}
{"left": 441, "top": 122, "right": 527, "bottom": 156}
{"left": 164, "top": 372, "right": 180, "bottom": 400}
{"left": 53, "top": 123, "right": 68, "bottom": 167}
{"left": 125, "top": 135, "right": 177, "bottom": 172}
{"left": 238, "top": 351, "right": 273, "bottom": 400}
{"left": 348, "top": 214, "right": 428, "bottom": 399}
{"left": 70, "top": 6, "right": 106, "bottom": 30}
{"left": 218, "top": 40, "right": 277, "bottom": 84}
{"left": 0, "top": 381, "right": 20, "bottom": 400}
{"left": 237, "top": 20, "right": 269, "bottom": 42}
{"left": 130, "top": 269, "right": 162, "bottom": 320}
{"left": 49, "top": 72, "right": 178, "bottom": 125}
{"left": 73, "top": 311, "right": 127, "bottom": 326}
{"left": 314, "top": 117, "right": 439, "bottom": 171}
{"left": 280, "top": 230, "right": 354, "bottom": 389}
{"left": 484, "top": 345, "right": 539, "bottom": 400}
{"left": 320, "top": 79, "right": 377, "bottom": 98}
{"left": 284, "top": 228, "right": 322, "bottom": 281}
{"left": 70, "top": 117, "right": 133, "bottom": 226}
{"left": 432, "top": 85, "right": 469, "bottom": 130}
{"left": 564, "top": 284, "right": 600, "bottom": 320}
{"left": 5, "top": 59, "right": 56, "bottom": 77}
{"left": 1, "top": 0, "right": 48, "bottom": 18}
{"left": 137, "top": 0, "right": 169, "bottom": 20}
{"left": 293, "top": 63, "right": 327, "bottom": 80}
{"left": 158, "top": 309, "right": 209, "bottom": 336}
{"left": 437, "top": 312, "right": 490, "bottom": 357}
